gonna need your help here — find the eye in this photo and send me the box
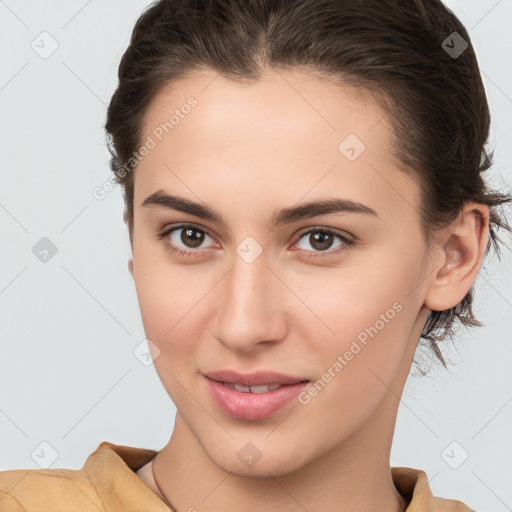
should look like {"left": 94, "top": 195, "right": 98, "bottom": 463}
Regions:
{"left": 293, "top": 227, "right": 354, "bottom": 258}
{"left": 156, "top": 224, "right": 217, "bottom": 257}
{"left": 156, "top": 224, "right": 355, "bottom": 259}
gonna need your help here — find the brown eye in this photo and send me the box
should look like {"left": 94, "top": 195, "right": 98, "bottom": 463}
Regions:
{"left": 157, "top": 224, "right": 216, "bottom": 257}
{"left": 180, "top": 227, "right": 205, "bottom": 248}
{"left": 297, "top": 228, "right": 355, "bottom": 257}
{"left": 307, "top": 231, "right": 335, "bottom": 251}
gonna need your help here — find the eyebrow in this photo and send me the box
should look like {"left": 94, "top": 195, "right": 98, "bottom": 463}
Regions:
{"left": 141, "top": 190, "right": 378, "bottom": 229}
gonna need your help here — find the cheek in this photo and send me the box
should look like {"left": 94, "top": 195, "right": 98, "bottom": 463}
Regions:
{"left": 133, "top": 231, "right": 195, "bottom": 320}
{"left": 132, "top": 259, "right": 205, "bottom": 404}
{"left": 135, "top": 273, "right": 204, "bottom": 350}
{"left": 299, "top": 257, "right": 416, "bottom": 333}
{"left": 296, "top": 240, "right": 424, "bottom": 372}
{"left": 295, "top": 278, "right": 415, "bottom": 436}
{"left": 132, "top": 242, "right": 197, "bottom": 353}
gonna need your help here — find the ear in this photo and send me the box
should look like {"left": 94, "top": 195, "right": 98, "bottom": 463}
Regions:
{"left": 424, "top": 203, "right": 489, "bottom": 311}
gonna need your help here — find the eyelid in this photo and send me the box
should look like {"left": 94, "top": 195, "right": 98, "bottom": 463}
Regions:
{"left": 157, "top": 222, "right": 215, "bottom": 240}
{"left": 294, "top": 225, "right": 355, "bottom": 243}
{"left": 158, "top": 222, "right": 355, "bottom": 241}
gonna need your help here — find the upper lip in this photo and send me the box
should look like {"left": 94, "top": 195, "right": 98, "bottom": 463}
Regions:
{"left": 204, "top": 369, "right": 309, "bottom": 387}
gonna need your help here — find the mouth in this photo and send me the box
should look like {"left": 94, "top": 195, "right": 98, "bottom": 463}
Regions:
{"left": 204, "top": 375, "right": 311, "bottom": 421}
{"left": 204, "top": 369, "right": 310, "bottom": 388}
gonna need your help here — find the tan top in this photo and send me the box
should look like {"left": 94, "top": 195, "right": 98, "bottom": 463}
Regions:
{"left": 0, "top": 441, "right": 474, "bottom": 511}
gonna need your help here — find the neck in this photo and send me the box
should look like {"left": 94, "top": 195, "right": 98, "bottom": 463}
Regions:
{"left": 152, "top": 394, "right": 408, "bottom": 512}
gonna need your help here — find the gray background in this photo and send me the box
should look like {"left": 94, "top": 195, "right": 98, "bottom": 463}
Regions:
{"left": 1, "top": 1, "right": 511, "bottom": 510}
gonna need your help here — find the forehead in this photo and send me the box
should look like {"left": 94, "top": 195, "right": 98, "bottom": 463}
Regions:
{"left": 142, "top": 68, "right": 390, "bottom": 155}
{"left": 134, "top": 69, "right": 420, "bottom": 223}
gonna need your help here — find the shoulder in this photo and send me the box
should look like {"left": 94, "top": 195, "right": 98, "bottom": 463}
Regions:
{"left": 432, "top": 496, "right": 476, "bottom": 511}
{"left": 0, "top": 441, "right": 162, "bottom": 512}
{"left": 392, "top": 466, "right": 475, "bottom": 511}
{"left": 0, "top": 464, "right": 104, "bottom": 511}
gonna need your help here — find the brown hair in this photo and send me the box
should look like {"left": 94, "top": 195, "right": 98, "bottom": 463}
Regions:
{"left": 104, "top": 0, "right": 511, "bottom": 371}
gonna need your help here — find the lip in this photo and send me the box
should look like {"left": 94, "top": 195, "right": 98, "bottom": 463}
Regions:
{"left": 204, "top": 372, "right": 310, "bottom": 421}
{"left": 204, "top": 369, "right": 309, "bottom": 387}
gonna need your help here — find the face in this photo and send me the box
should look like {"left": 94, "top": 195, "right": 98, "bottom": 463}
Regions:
{"left": 131, "top": 69, "right": 434, "bottom": 476}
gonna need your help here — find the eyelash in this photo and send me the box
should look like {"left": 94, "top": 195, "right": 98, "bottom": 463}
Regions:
{"left": 156, "top": 223, "right": 356, "bottom": 259}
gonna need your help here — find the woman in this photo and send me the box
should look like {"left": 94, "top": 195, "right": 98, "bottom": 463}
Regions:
{"left": 1, "top": 0, "right": 510, "bottom": 510}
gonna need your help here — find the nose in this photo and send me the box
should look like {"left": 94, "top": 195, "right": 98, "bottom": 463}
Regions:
{"left": 211, "top": 250, "right": 288, "bottom": 353}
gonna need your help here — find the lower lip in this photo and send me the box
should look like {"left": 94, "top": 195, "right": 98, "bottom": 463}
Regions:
{"left": 205, "top": 377, "right": 309, "bottom": 421}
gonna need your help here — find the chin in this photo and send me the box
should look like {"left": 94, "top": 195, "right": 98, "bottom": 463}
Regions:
{"left": 205, "top": 439, "right": 312, "bottom": 478}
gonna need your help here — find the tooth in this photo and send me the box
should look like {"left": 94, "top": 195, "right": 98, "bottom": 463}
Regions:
{"left": 249, "top": 384, "right": 283, "bottom": 393}
{"left": 222, "top": 382, "right": 284, "bottom": 393}
{"left": 234, "top": 383, "right": 251, "bottom": 393}
{"left": 249, "top": 385, "right": 270, "bottom": 393}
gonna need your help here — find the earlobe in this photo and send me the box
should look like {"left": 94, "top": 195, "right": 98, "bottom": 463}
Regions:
{"left": 424, "top": 204, "right": 489, "bottom": 312}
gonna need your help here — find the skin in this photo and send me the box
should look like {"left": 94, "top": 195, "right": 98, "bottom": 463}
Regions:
{"left": 128, "top": 69, "right": 489, "bottom": 511}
